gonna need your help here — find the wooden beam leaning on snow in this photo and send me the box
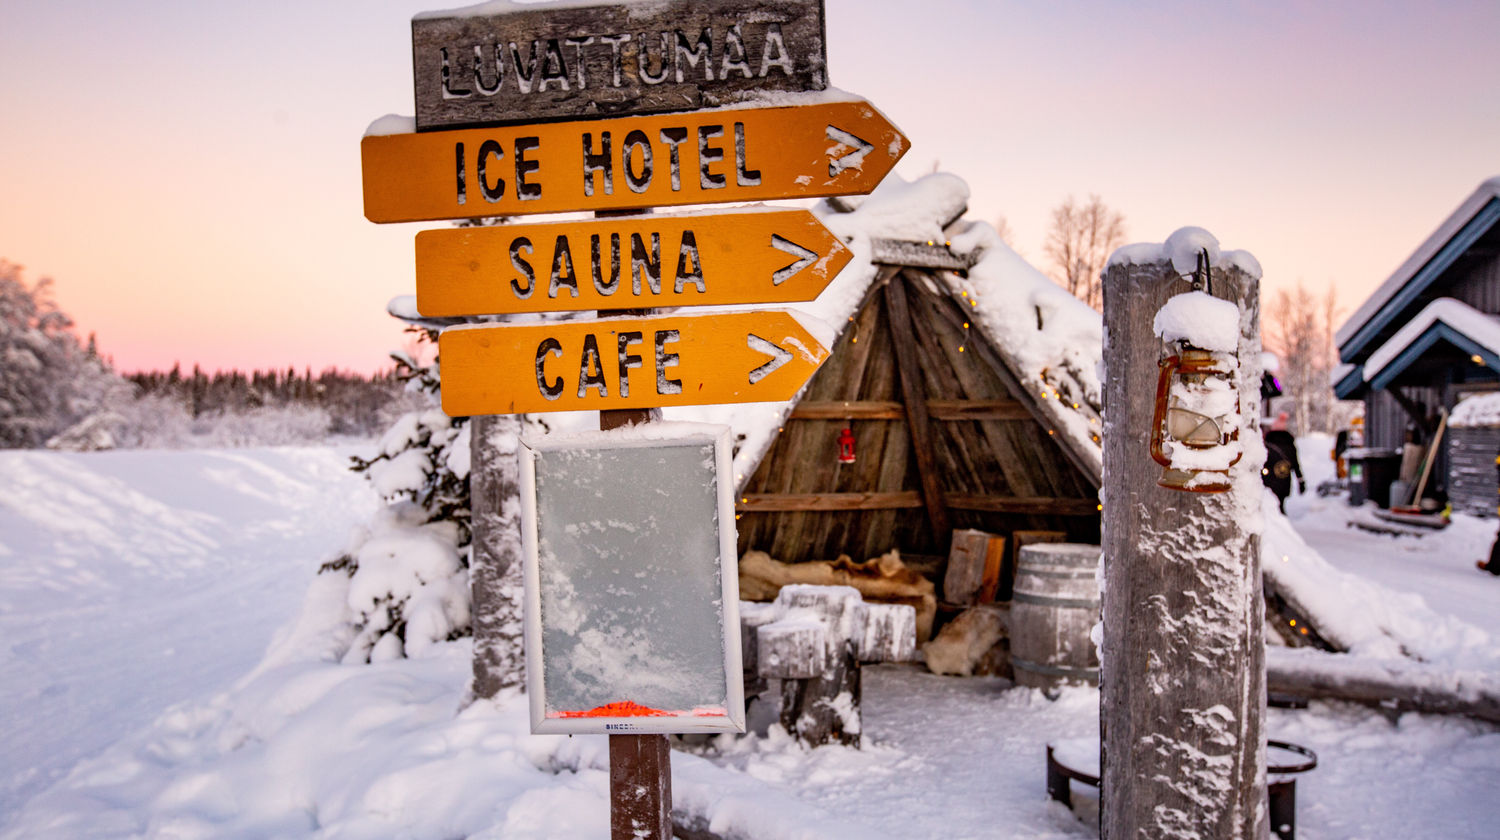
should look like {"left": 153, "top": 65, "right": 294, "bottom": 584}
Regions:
{"left": 1267, "top": 647, "right": 1500, "bottom": 724}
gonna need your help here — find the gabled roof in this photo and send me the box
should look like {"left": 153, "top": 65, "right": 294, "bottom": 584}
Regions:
{"left": 1358, "top": 298, "right": 1500, "bottom": 392}
{"left": 1337, "top": 177, "right": 1500, "bottom": 364}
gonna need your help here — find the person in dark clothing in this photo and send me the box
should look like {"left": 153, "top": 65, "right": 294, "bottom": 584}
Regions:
{"left": 1479, "top": 455, "right": 1500, "bottom": 575}
{"left": 1263, "top": 417, "right": 1305, "bottom": 514}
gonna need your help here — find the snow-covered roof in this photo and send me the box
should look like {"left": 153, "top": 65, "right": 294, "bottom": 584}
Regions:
{"left": 1450, "top": 392, "right": 1500, "bottom": 429}
{"left": 1336, "top": 176, "right": 1500, "bottom": 361}
{"left": 1354, "top": 297, "right": 1500, "bottom": 392}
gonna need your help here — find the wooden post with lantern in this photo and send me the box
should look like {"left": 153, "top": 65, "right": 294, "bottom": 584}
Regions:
{"left": 1099, "top": 246, "right": 1266, "bottom": 840}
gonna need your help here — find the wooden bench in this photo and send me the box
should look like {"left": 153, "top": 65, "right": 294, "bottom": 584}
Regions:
{"left": 740, "top": 585, "right": 917, "bottom": 747}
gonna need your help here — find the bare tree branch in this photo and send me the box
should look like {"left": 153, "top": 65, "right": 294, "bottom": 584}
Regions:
{"left": 1043, "top": 194, "right": 1125, "bottom": 310}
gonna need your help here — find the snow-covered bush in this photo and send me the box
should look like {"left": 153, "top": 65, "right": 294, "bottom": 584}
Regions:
{"left": 321, "top": 328, "right": 475, "bottom": 662}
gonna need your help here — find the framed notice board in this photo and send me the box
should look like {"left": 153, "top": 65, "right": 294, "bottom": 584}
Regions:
{"left": 519, "top": 423, "right": 744, "bottom": 734}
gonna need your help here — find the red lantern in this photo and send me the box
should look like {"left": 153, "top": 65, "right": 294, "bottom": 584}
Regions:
{"left": 837, "top": 427, "right": 856, "bottom": 463}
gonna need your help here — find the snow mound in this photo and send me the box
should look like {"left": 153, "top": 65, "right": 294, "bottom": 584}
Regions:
{"left": 1107, "top": 226, "right": 1263, "bottom": 280}
{"left": 1452, "top": 391, "right": 1500, "bottom": 428}
{"left": 1263, "top": 493, "right": 1499, "bottom": 671}
{"left": 946, "top": 222, "right": 1105, "bottom": 474}
{"left": 1153, "top": 290, "right": 1240, "bottom": 353}
{"left": 1, "top": 644, "right": 893, "bottom": 840}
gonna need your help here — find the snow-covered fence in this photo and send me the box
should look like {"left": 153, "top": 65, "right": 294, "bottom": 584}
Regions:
{"left": 739, "top": 585, "right": 916, "bottom": 747}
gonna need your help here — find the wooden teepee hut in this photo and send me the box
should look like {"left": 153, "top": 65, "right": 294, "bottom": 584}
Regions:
{"left": 685, "top": 174, "right": 1106, "bottom": 589}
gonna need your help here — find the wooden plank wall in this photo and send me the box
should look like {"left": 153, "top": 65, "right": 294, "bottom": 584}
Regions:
{"left": 736, "top": 271, "right": 1101, "bottom": 568}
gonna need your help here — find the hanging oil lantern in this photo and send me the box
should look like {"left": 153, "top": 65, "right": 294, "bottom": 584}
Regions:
{"left": 837, "top": 427, "right": 856, "bottom": 464}
{"left": 1150, "top": 342, "right": 1241, "bottom": 492}
{"left": 1148, "top": 248, "right": 1244, "bottom": 493}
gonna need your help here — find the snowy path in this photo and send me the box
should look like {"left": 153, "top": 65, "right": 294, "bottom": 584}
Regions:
{"left": 1286, "top": 435, "right": 1500, "bottom": 640}
{"left": 0, "top": 447, "right": 378, "bottom": 817}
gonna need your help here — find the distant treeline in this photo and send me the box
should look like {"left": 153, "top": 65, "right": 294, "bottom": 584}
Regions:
{"left": 126, "top": 365, "right": 410, "bottom": 437}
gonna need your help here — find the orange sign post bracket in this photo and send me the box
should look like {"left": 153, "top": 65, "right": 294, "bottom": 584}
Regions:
{"left": 362, "top": 97, "right": 907, "bottom": 223}
{"left": 415, "top": 207, "right": 851, "bottom": 317}
{"left": 438, "top": 310, "right": 830, "bottom": 416}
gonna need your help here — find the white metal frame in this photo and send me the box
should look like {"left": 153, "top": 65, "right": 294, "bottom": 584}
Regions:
{"left": 519, "top": 423, "right": 744, "bottom": 735}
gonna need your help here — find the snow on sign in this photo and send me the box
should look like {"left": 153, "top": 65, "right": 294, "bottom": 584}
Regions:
{"left": 415, "top": 207, "right": 850, "bottom": 316}
{"left": 520, "top": 424, "right": 744, "bottom": 734}
{"left": 411, "top": 0, "right": 828, "bottom": 130}
{"left": 360, "top": 97, "right": 908, "bottom": 223}
{"left": 438, "top": 310, "right": 830, "bottom": 415}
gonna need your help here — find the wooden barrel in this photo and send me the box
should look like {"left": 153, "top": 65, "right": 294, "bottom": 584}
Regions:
{"left": 1010, "top": 543, "right": 1101, "bottom": 691}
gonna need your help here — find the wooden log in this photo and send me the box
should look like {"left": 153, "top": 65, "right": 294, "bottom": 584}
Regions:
{"left": 943, "top": 528, "right": 1006, "bottom": 605}
{"left": 469, "top": 413, "right": 526, "bottom": 698}
{"left": 790, "top": 400, "right": 905, "bottom": 419}
{"left": 788, "top": 398, "right": 1031, "bottom": 421}
{"left": 928, "top": 399, "right": 1031, "bottom": 421}
{"left": 1100, "top": 256, "right": 1265, "bottom": 840}
{"left": 883, "top": 274, "right": 951, "bottom": 541}
{"left": 943, "top": 495, "right": 1100, "bottom": 516}
{"left": 739, "top": 601, "right": 781, "bottom": 698}
{"left": 737, "top": 491, "right": 1100, "bottom": 514}
{"left": 1266, "top": 647, "right": 1500, "bottom": 724}
{"left": 774, "top": 584, "right": 868, "bottom": 652}
{"left": 779, "top": 639, "right": 861, "bottom": 747}
{"left": 870, "top": 238, "right": 976, "bottom": 271}
{"left": 738, "top": 491, "right": 922, "bottom": 511}
{"left": 857, "top": 602, "right": 918, "bottom": 663}
{"left": 756, "top": 618, "right": 827, "bottom": 679}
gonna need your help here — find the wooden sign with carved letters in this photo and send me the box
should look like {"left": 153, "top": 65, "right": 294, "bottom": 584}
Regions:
{"left": 361, "top": 97, "right": 908, "bottom": 223}
{"left": 412, "top": 0, "right": 827, "bottom": 129}
{"left": 438, "top": 310, "right": 830, "bottom": 415}
{"left": 415, "top": 207, "right": 850, "bottom": 316}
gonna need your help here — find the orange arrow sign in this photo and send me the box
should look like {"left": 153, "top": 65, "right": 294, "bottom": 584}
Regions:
{"left": 362, "top": 97, "right": 907, "bottom": 223}
{"left": 438, "top": 311, "right": 830, "bottom": 415}
{"left": 415, "top": 208, "right": 851, "bottom": 317}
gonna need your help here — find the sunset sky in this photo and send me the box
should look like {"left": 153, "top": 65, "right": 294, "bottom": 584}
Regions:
{"left": 2, "top": 0, "right": 1496, "bottom": 374}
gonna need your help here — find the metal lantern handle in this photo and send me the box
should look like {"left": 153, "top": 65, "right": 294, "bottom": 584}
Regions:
{"left": 1150, "top": 354, "right": 1181, "bottom": 468}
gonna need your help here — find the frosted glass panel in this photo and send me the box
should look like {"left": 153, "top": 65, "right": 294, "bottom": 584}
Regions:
{"left": 533, "top": 440, "right": 727, "bottom": 717}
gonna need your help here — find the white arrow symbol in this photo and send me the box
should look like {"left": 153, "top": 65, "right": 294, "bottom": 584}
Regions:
{"left": 826, "top": 125, "right": 873, "bottom": 177}
{"left": 747, "top": 334, "right": 792, "bottom": 384}
{"left": 770, "top": 235, "right": 818, "bottom": 286}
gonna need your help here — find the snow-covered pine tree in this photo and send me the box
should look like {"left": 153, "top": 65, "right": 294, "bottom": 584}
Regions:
{"left": 0, "top": 261, "right": 128, "bottom": 449}
{"left": 319, "top": 323, "right": 476, "bottom": 663}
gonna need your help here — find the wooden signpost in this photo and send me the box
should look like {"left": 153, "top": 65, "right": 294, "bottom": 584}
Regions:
{"left": 438, "top": 311, "right": 830, "bottom": 415}
{"left": 362, "top": 2, "right": 905, "bottom": 836}
{"left": 412, "top": 0, "right": 828, "bottom": 129}
{"left": 361, "top": 98, "right": 907, "bottom": 222}
{"left": 415, "top": 207, "right": 850, "bottom": 316}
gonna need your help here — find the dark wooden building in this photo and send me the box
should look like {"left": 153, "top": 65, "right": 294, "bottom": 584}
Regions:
{"left": 1335, "top": 177, "right": 1500, "bottom": 503}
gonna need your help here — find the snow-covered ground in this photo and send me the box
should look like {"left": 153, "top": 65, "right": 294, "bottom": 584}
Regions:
{"left": 3, "top": 442, "right": 1499, "bottom": 838}
{"left": 1286, "top": 433, "right": 1500, "bottom": 639}
{"left": 0, "top": 447, "right": 379, "bottom": 817}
